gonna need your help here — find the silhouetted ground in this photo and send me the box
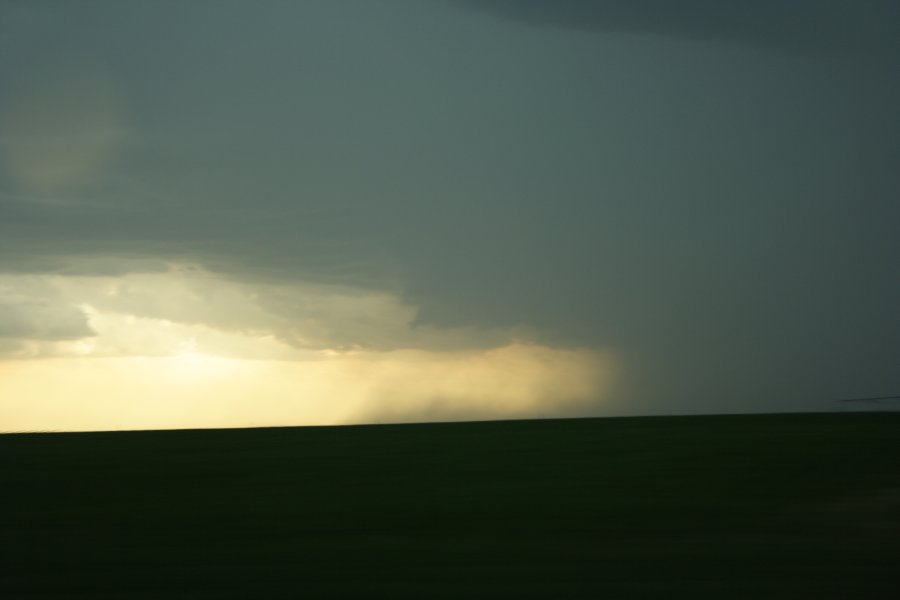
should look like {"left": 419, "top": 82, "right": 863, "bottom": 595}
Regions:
{"left": 1, "top": 412, "right": 898, "bottom": 598}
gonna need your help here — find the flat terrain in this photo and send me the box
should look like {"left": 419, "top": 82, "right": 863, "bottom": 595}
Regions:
{"left": 1, "top": 412, "right": 898, "bottom": 598}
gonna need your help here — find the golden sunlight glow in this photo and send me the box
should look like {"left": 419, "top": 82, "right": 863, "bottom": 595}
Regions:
{"left": 0, "top": 267, "right": 620, "bottom": 432}
{"left": 167, "top": 340, "right": 242, "bottom": 382}
{"left": 0, "top": 344, "right": 617, "bottom": 433}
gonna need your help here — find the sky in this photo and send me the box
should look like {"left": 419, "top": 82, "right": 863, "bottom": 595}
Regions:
{"left": 1, "top": 0, "right": 898, "bottom": 431}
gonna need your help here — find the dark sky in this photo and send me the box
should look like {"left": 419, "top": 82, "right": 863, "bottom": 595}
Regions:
{"left": 1, "top": 0, "right": 898, "bottom": 425}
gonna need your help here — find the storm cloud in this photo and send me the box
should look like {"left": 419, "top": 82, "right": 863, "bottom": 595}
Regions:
{"left": 1, "top": 0, "right": 898, "bottom": 428}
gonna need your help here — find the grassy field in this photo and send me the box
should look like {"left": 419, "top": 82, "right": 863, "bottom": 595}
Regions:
{"left": 1, "top": 412, "right": 898, "bottom": 598}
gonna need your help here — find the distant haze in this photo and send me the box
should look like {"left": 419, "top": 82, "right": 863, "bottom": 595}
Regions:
{"left": 1, "top": 0, "right": 898, "bottom": 431}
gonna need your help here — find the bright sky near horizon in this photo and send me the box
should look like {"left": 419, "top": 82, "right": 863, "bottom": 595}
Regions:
{"left": 1, "top": 0, "right": 898, "bottom": 431}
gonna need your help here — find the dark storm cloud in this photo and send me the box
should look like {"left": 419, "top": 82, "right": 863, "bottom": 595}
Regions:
{"left": 451, "top": 0, "right": 900, "bottom": 59}
{"left": 1, "top": 0, "right": 898, "bottom": 415}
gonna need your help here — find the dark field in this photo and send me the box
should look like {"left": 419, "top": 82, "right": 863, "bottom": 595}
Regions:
{"left": 1, "top": 413, "right": 898, "bottom": 598}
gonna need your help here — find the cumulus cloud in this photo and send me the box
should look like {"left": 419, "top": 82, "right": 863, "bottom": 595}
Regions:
{"left": 0, "top": 302, "right": 92, "bottom": 340}
{"left": 0, "top": 277, "right": 93, "bottom": 342}
{"left": 0, "top": 264, "right": 517, "bottom": 359}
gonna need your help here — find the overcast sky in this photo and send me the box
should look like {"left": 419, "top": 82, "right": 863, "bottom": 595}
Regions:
{"left": 1, "top": 0, "right": 898, "bottom": 431}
